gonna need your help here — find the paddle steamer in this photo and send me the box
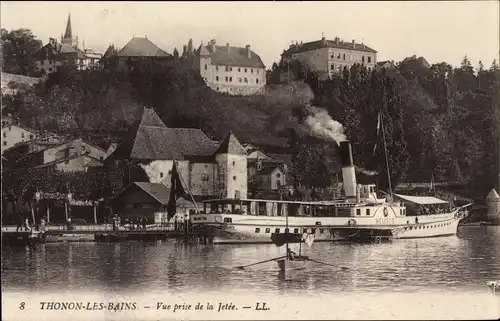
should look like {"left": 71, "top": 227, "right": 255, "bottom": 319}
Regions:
{"left": 190, "top": 141, "right": 471, "bottom": 244}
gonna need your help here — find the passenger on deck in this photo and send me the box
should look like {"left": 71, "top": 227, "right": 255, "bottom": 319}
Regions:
{"left": 287, "top": 248, "right": 296, "bottom": 260}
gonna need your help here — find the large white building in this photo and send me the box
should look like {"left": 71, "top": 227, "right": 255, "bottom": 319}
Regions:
{"left": 282, "top": 36, "right": 377, "bottom": 79}
{"left": 107, "top": 107, "right": 248, "bottom": 201}
{"left": 193, "top": 40, "right": 266, "bottom": 96}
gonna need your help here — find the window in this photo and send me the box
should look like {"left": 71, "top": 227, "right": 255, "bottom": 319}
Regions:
{"left": 244, "top": 68, "right": 247, "bottom": 72}
{"left": 3, "top": 141, "right": 6, "bottom": 146}
{"left": 319, "top": 229, "right": 324, "bottom": 234}
{"left": 216, "top": 87, "right": 219, "bottom": 91}
{"left": 238, "top": 68, "right": 241, "bottom": 72}
{"left": 29, "top": 134, "right": 33, "bottom": 139}
{"left": 275, "top": 228, "right": 280, "bottom": 233}
{"left": 229, "top": 77, "right": 233, "bottom": 82}
{"left": 311, "top": 228, "right": 316, "bottom": 234}
{"left": 244, "top": 77, "right": 248, "bottom": 83}
{"left": 232, "top": 161, "right": 235, "bottom": 166}
{"left": 2, "top": 132, "right": 5, "bottom": 138}
{"left": 168, "top": 170, "right": 172, "bottom": 174}
{"left": 225, "top": 76, "right": 228, "bottom": 82}
{"left": 251, "top": 68, "right": 253, "bottom": 73}
{"left": 293, "top": 228, "right": 299, "bottom": 233}
{"left": 343, "top": 53, "right": 346, "bottom": 60}
{"left": 233, "top": 176, "right": 236, "bottom": 180}
{"left": 330, "top": 54, "right": 334, "bottom": 59}
{"left": 230, "top": 67, "right": 233, "bottom": 71}
{"left": 216, "top": 66, "right": 219, "bottom": 71}
{"left": 285, "top": 228, "right": 289, "bottom": 233}
{"left": 276, "top": 173, "right": 281, "bottom": 178}
{"left": 256, "top": 79, "right": 259, "bottom": 84}
{"left": 160, "top": 172, "right": 164, "bottom": 178}
{"left": 224, "top": 218, "right": 232, "bottom": 223}
{"left": 99, "top": 156, "right": 103, "bottom": 161}
{"left": 239, "top": 77, "right": 242, "bottom": 83}
{"left": 368, "top": 57, "right": 372, "bottom": 63}
{"left": 362, "top": 56, "right": 365, "bottom": 63}
{"left": 331, "top": 64, "right": 335, "bottom": 70}
{"left": 356, "top": 209, "right": 361, "bottom": 216}
{"left": 366, "top": 209, "right": 371, "bottom": 216}
{"left": 225, "top": 66, "right": 229, "bottom": 71}
{"left": 255, "top": 228, "right": 260, "bottom": 233}
{"left": 337, "top": 53, "right": 340, "bottom": 59}
{"left": 216, "top": 76, "right": 219, "bottom": 82}
{"left": 21, "top": 133, "right": 24, "bottom": 138}
{"left": 265, "top": 228, "right": 270, "bottom": 233}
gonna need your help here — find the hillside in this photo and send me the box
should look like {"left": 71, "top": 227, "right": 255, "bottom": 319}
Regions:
{"left": 3, "top": 57, "right": 499, "bottom": 195}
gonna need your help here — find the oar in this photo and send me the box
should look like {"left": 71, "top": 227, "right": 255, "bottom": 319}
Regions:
{"left": 307, "top": 258, "right": 350, "bottom": 270}
{"left": 235, "top": 256, "right": 287, "bottom": 270}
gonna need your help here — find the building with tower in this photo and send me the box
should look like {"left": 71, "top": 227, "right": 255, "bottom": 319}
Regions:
{"left": 33, "top": 14, "right": 102, "bottom": 74}
{"left": 105, "top": 107, "right": 249, "bottom": 214}
{"left": 193, "top": 39, "right": 266, "bottom": 96}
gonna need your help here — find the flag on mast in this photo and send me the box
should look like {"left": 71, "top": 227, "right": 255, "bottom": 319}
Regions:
{"left": 167, "top": 161, "right": 186, "bottom": 221}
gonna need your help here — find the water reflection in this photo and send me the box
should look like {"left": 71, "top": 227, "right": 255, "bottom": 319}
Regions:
{"left": 2, "top": 227, "right": 499, "bottom": 295}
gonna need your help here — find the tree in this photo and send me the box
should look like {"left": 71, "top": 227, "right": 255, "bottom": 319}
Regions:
{"left": 1, "top": 28, "right": 41, "bottom": 76}
{"left": 491, "top": 59, "right": 499, "bottom": 71}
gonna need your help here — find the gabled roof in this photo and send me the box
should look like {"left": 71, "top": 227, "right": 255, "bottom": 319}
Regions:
{"left": 487, "top": 189, "right": 500, "bottom": 200}
{"left": 195, "top": 43, "right": 265, "bottom": 68}
{"left": 117, "top": 37, "right": 171, "bottom": 57}
{"left": 283, "top": 38, "right": 377, "bottom": 56}
{"left": 113, "top": 182, "right": 171, "bottom": 205}
{"left": 110, "top": 107, "right": 218, "bottom": 161}
{"left": 33, "top": 153, "right": 103, "bottom": 169}
{"left": 255, "top": 166, "right": 283, "bottom": 176}
{"left": 101, "top": 45, "right": 118, "bottom": 60}
{"left": 215, "top": 131, "right": 247, "bottom": 155}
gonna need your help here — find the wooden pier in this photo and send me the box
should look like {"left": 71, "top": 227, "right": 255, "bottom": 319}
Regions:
{"left": 2, "top": 225, "right": 211, "bottom": 245}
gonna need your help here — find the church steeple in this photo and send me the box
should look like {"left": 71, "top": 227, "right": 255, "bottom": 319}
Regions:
{"left": 64, "top": 14, "right": 72, "bottom": 39}
{"left": 61, "top": 13, "right": 77, "bottom": 47}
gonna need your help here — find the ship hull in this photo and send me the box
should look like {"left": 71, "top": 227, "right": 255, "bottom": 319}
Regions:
{"left": 191, "top": 212, "right": 466, "bottom": 244}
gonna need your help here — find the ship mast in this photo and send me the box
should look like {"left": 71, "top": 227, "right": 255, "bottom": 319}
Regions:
{"left": 380, "top": 81, "right": 393, "bottom": 199}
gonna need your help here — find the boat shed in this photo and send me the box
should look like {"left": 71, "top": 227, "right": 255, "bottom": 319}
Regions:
{"left": 110, "top": 182, "right": 171, "bottom": 221}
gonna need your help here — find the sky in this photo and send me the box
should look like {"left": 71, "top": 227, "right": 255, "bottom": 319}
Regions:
{"left": 1, "top": 1, "right": 499, "bottom": 69}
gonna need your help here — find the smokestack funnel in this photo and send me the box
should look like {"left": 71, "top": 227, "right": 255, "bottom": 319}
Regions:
{"left": 339, "top": 141, "right": 357, "bottom": 198}
{"left": 339, "top": 141, "right": 354, "bottom": 167}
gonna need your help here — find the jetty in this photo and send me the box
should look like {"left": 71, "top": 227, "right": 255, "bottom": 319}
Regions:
{"left": 1, "top": 224, "right": 209, "bottom": 246}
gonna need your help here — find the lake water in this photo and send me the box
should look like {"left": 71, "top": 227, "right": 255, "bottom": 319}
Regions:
{"left": 2, "top": 226, "right": 500, "bottom": 320}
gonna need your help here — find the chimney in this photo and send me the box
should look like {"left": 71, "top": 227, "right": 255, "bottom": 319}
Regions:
{"left": 210, "top": 39, "right": 216, "bottom": 52}
{"left": 339, "top": 141, "right": 357, "bottom": 198}
{"left": 322, "top": 36, "right": 327, "bottom": 45}
{"left": 352, "top": 40, "right": 355, "bottom": 48}
{"left": 335, "top": 37, "right": 339, "bottom": 45}
{"left": 226, "top": 43, "right": 230, "bottom": 53}
{"left": 362, "top": 42, "right": 365, "bottom": 50}
{"left": 246, "top": 45, "right": 251, "bottom": 58}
